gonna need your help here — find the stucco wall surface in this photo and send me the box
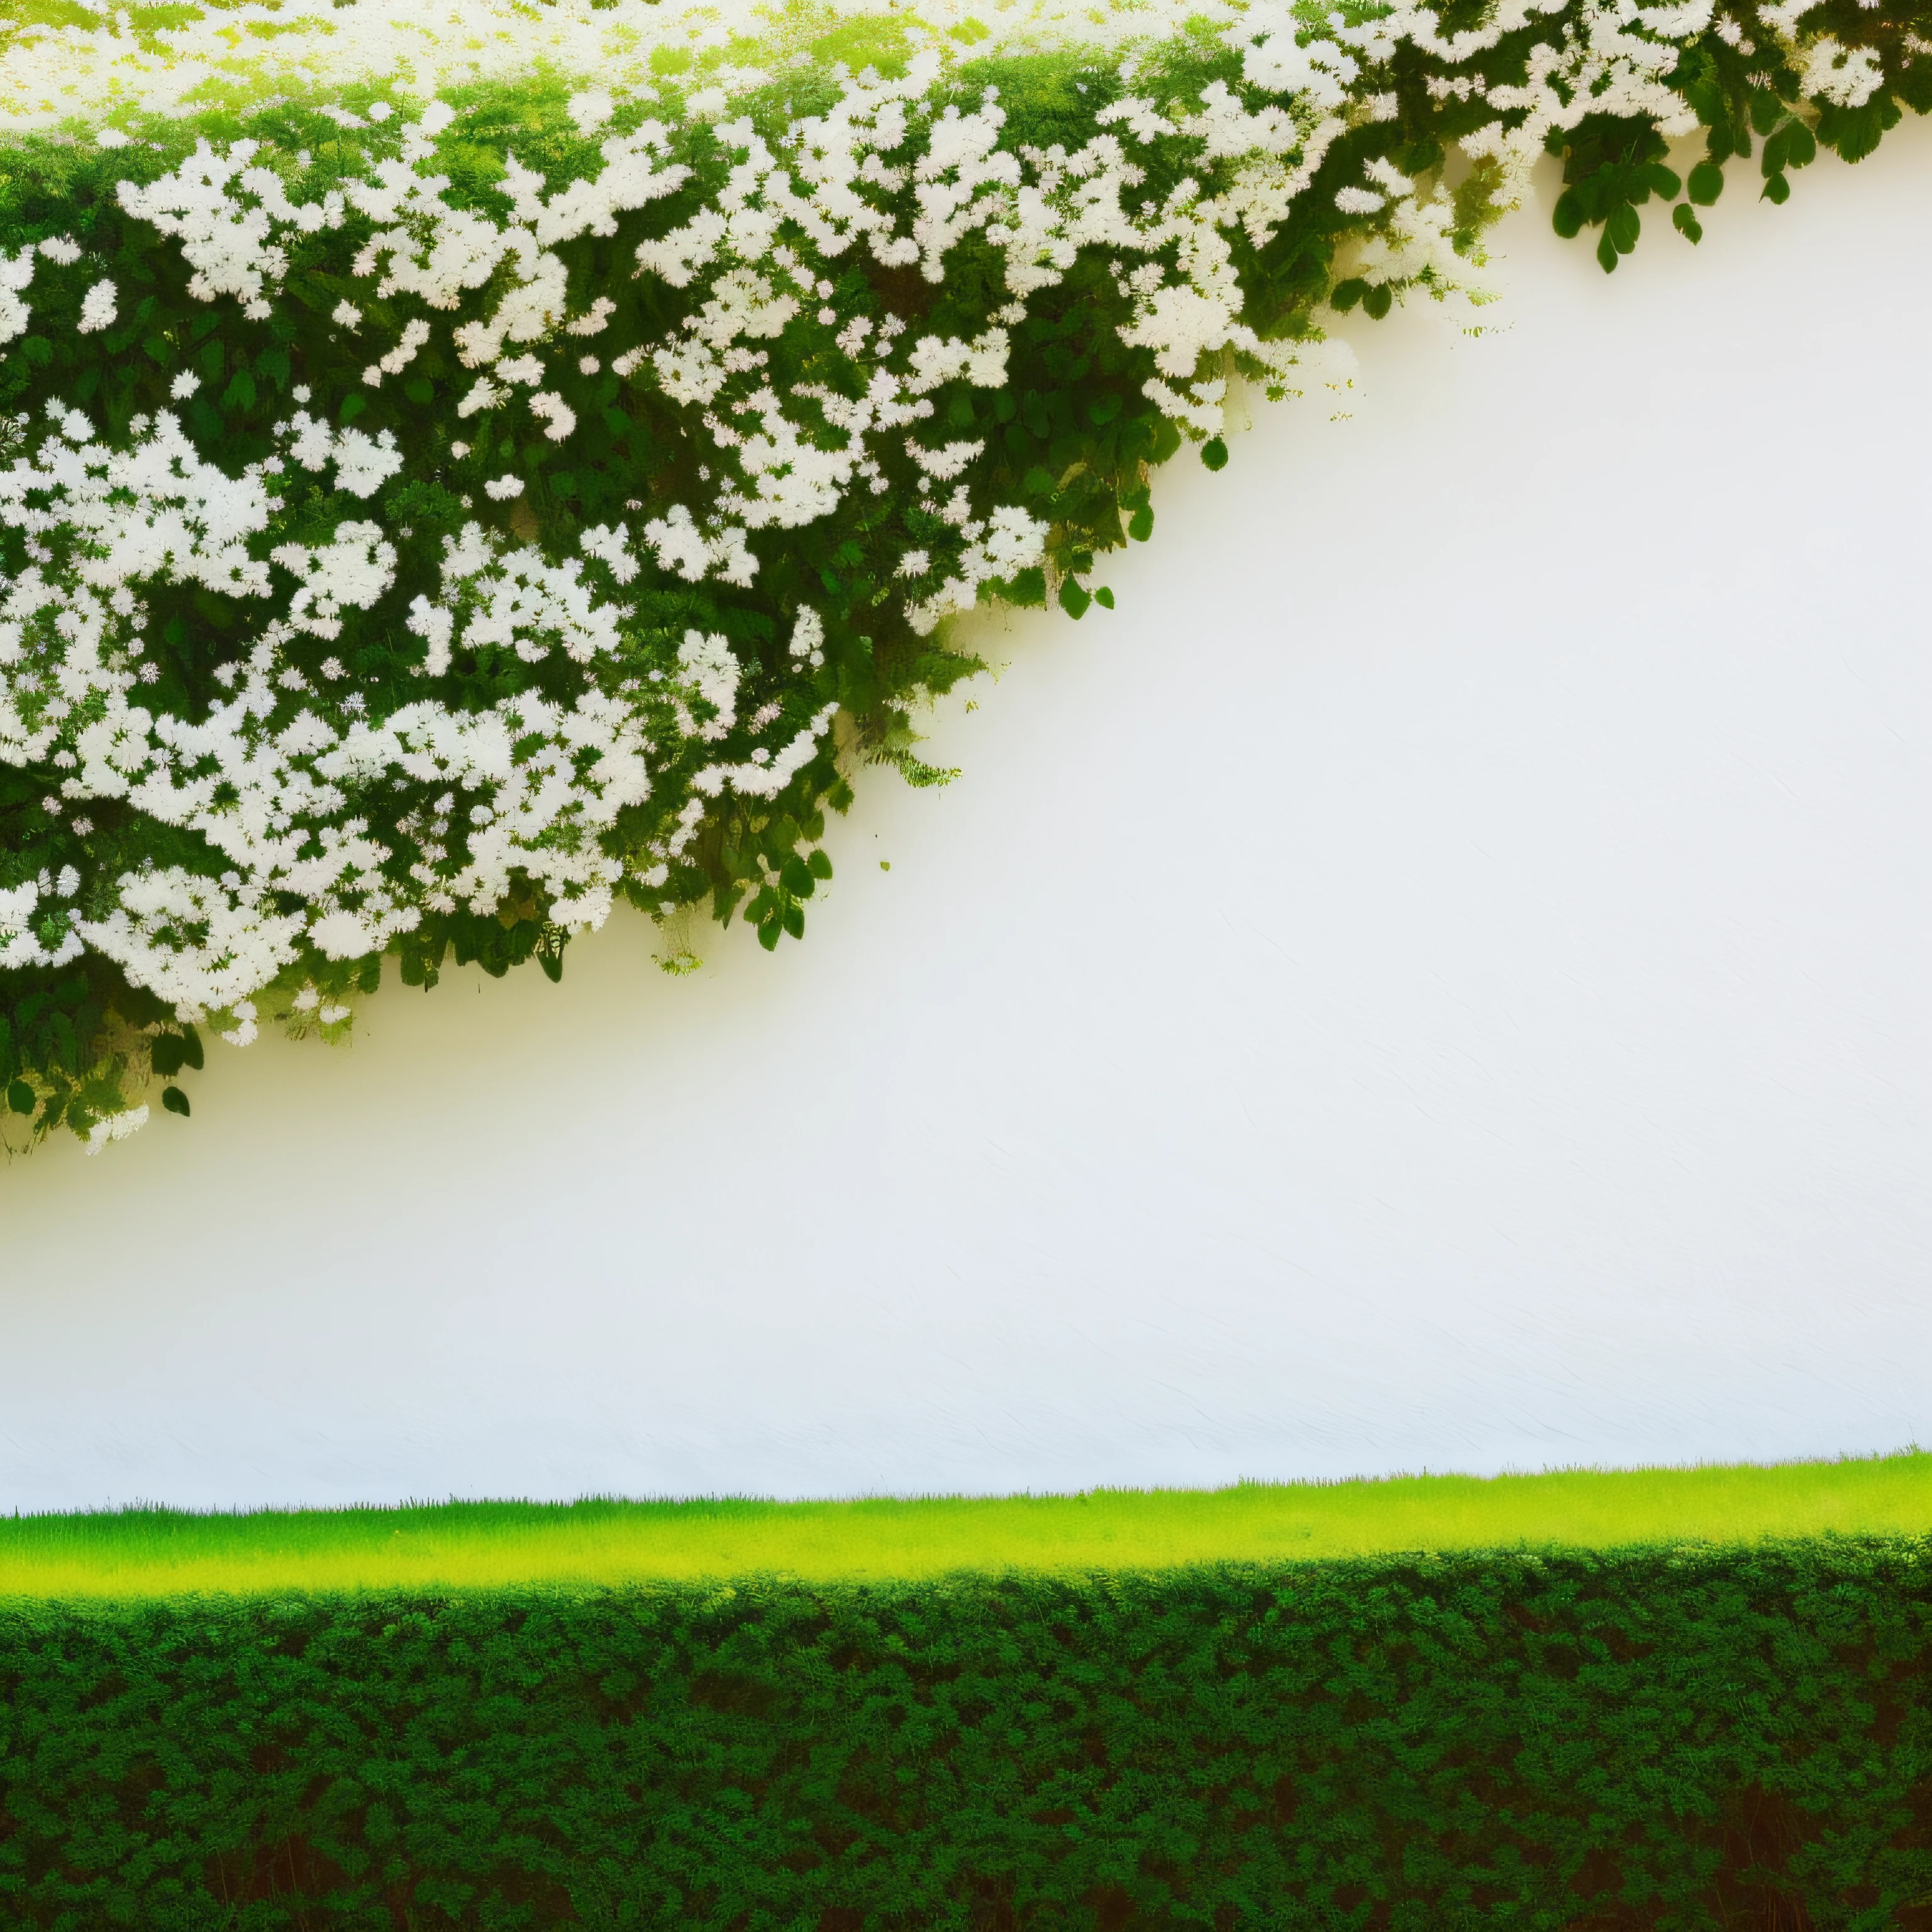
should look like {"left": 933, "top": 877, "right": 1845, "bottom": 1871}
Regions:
{"left": 3, "top": 130, "right": 1931, "bottom": 1512}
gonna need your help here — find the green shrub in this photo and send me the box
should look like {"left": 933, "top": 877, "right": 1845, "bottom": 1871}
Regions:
{"left": 4, "top": 1545, "right": 1931, "bottom": 1928}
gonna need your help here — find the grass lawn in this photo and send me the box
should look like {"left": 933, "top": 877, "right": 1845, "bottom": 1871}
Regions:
{"left": 2, "top": 1452, "right": 1929, "bottom": 1594}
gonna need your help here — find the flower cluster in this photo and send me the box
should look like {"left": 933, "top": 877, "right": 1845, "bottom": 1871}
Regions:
{"left": 0, "top": 0, "right": 1916, "bottom": 1153}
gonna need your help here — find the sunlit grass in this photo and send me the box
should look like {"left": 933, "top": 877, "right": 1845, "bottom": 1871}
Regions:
{"left": 3, "top": 1452, "right": 1929, "bottom": 1596}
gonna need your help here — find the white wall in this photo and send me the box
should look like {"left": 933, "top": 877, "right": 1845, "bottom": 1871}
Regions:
{"left": 4, "top": 128, "right": 1931, "bottom": 1513}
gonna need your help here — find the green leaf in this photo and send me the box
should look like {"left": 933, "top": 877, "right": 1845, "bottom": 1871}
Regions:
{"left": 181, "top": 1025, "right": 204, "bottom": 1071}
{"left": 1361, "top": 284, "right": 1392, "bottom": 321}
{"left": 161, "top": 1085, "right": 191, "bottom": 1118}
{"left": 1094, "top": 586, "right": 1114, "bottom": 610}
{"left": 1330, "top": 277, "right": 1369, "bottom": 311}
{"left": 1607, "top": 202, "right": 1641, "bottom": 254}
{"left": 780, "top": 855, "right": 816, "bottom": 897}
{"left": 1687, "top": 161, "right": 1724, "bottom": 206}
{"left": 1819, "top": 94, "right": 1896, "bottom": 162}
{"left": 1058, "top": 578, "right": 1092, "bottom": 619}
{"left": 1673, "top": 203, "right": 1704, "bottom": 243}
{"left": 1596, "top": 229, "right": 1619, "bottom": 274}
{"left": 340, "top": 392, "right": 367, "bottom": 423}
{"left": 1762, "top": 128, "right": 1789, "bottom": 175}
{"left": 1762, "top": 171, "right": 1790, "bottom": 204}
{"left": 1785, "top": 123, "right": 1816, "bottom": 167}
{"left": 1200, "top": 437, "right": 1229, "bottom": 472}
{"left": 1749, "top": 91, "right": 1782, "bottom": 136}
{"left": 807, "top": 849, "right": 833, "bottom": 881}
{"left": 1647, "top": 164, "right": 1681, "bottom": 201}
{"left": 1552, "top": 190, "right": 1585, "bottom": 239}
{"left": 220, "top": 369, "right": 257, "bottom": 411}
{"left": 150, "top": 1034, "right": 187, "bottom": 1077}
{"left": 6, "top": 1079, "right": 33, "bottom": 1117}
{"left": 781, "top": 904, "right": 805, "bottom": 941}
{"left": 538, "top": 950, "right": 562, "bottom": 983}
{"left": 1127, "top": 504, "right": 1153, "bottom": 543}
{"left": 757, "top": 914, "right": 782, "bottom": 951}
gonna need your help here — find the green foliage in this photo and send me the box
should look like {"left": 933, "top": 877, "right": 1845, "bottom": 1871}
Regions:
{"left": 3, "top": 1546, "right": 1932, "bottom": 1926}
{"left": 5, "top": 3, "right": 1932, "bottom": 1146}
{"left": 1546, "top": 118, "right": 1684, "bottom": 272}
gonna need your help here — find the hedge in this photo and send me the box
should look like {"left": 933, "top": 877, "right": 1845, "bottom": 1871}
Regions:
{"left": 5, "top": 1545, "right": 1932, "bottom": 1928}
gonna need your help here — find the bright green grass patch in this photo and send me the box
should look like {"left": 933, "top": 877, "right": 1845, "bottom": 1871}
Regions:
{"left": 4, "top": 1451, "right": 1930, "bottom": 1595}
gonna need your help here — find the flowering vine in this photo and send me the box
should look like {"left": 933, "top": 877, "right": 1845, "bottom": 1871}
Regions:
{"left": 0, "top": 0, "right": 1919, "bottom": 1153}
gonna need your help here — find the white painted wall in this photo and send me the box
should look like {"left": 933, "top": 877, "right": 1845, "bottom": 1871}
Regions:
{"left": 5, "top": 128, "right": 1932, "bottom": 1513}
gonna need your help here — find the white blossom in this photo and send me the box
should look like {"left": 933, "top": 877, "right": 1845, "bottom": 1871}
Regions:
{"left": 0, "top": 0, "right": 1868, "bottom": 1111}
{"left": 76, "top": 279, "right": 118, "bottom": 333}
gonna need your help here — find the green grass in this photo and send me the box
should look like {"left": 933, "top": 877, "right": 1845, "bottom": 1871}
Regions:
{"left": 3, "top": 1452, "right": 1930, "bottom": 1594}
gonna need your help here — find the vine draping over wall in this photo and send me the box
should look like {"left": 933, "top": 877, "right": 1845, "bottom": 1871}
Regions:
{"left": 0, "top": 0, "right": 1917, "bottom": 1153}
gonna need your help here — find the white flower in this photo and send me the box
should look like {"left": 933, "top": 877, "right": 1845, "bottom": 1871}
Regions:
{"left": 170, "top": 371, "right": 201, "bottom": 399}
{"left": 484, "top": 474, "right": 525, "bottom": 500}
{"left": 331, "top": 425, "right": 404, "bottom": 497}
{"left": 788, "top": 607, "right": 825, "bottom": 665}
{"left": 677, "top": 628, "right": 741, "bottom": 740}
{"left": 529, "top": 392, "right": 577, "bottom": 441}
{"left": 76, "top": 279, "right": 117, "bottom": 333}
{"left": 1800, "top": 36, "right": 1884, "bottom": 107}
{"left": 579, "top": 523, "right": 640, "bottom": 584}
{"left": 84, "top": 1104, "right": 148, "bottom": 1154}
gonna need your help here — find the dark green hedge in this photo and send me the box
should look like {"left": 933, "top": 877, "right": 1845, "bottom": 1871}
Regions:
{"left": 5, "top": 1546, "right": 1932, "bottom": 1929}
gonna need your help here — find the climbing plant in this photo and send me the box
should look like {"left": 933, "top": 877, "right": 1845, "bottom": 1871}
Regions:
{"left": 0, "top": 0, "right": 1919, "bottom": 1150}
